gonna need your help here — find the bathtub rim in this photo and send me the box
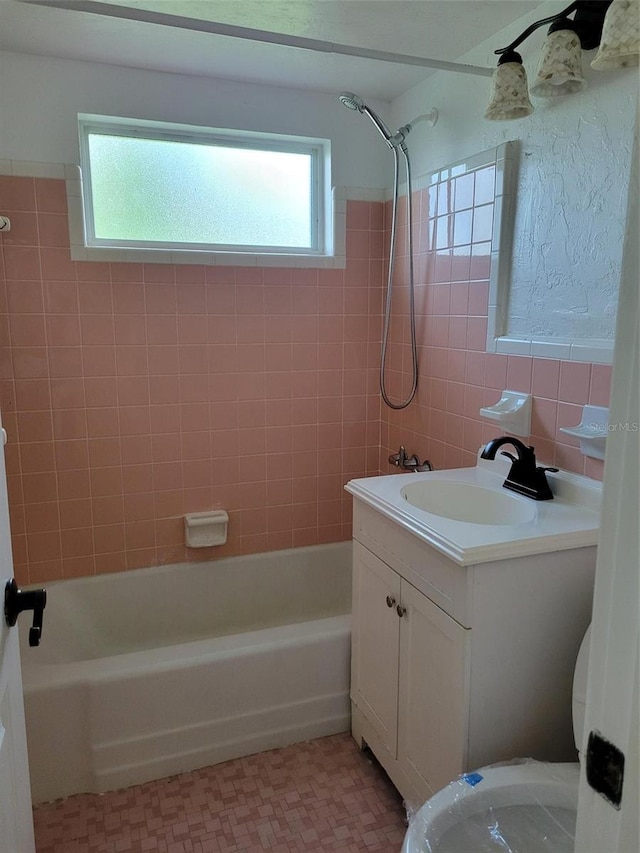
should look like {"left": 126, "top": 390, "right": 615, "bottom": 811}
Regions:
{"left": 19, "top": 539, "right": 352, "bottom": 666}
{"left": 22, "top": 539, "right": 352, "bottom": 594}
{"left": 22, "top": 613, "right": 351, "bottom": 690}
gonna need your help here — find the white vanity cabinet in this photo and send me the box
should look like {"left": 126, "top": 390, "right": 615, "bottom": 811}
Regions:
{"left": 352, "top": 541, "right": 468, "bottom": 800}
{"left": 351, "top": 541, "right": 402, "bottom": 755}
{"left": 350, "top": 499, "right": 597, "bottom": 808}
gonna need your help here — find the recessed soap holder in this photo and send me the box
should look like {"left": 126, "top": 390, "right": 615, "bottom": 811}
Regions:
{"left": 479, "top": 390, "right": 531, "bottom": 437}
{"left": 559, "top": 405, "right": 608, "bottom": 460}
{"left": 184, "top": 510, "right": 229, "bottom": 548}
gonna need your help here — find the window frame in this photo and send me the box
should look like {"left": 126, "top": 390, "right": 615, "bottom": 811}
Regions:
{"left": 77, "top": 114, "right": 329, "bottom": 257}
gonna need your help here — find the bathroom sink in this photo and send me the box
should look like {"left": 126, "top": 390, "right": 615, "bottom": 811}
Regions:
{"left": 346, "top": 456, "right": 601, "bottom": 564}
{"left": 401, "top": 481, "right": 537, "bottom": 525}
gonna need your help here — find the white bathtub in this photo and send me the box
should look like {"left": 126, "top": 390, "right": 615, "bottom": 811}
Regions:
{"left": 20, "top": 542, "right": 352, "bottom": 803}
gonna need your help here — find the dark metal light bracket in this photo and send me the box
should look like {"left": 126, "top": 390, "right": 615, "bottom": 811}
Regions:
{"left": 495, "top": 0, "right": 613, "bottom": 56}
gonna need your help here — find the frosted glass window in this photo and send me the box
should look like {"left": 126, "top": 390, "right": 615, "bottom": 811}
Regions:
{"left": 79, "top": 118, "right": 327, "bottom": 254}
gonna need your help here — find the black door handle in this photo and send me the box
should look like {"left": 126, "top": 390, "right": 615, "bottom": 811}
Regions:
{"left": 4, "top": 579, "right": 47, "bottom": 647}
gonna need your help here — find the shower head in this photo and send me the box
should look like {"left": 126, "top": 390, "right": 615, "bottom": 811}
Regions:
{"left": 339, "top": 91, "right": 365, "bottom": 112}
{"left": 338, "top": 91, "right": 393, "bottom": 146}
{"left": 339, "top": 91, "right": 438, "bottom": 151}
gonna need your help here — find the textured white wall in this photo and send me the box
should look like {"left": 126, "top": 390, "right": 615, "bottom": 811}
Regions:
{"left": 0, "top": 50, "right": 390, "bottom": 191}
{"left": 391, "top": 2, "right": 638, "bottom": 345}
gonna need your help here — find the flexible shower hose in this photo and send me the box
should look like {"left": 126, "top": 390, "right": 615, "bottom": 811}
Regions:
{"left": 380, "top": 144, "right": 418, "bottom": 410}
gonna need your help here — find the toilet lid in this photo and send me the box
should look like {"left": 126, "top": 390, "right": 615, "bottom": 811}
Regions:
{"left": 572, "top": 625, "right": 591, "bottom": 752}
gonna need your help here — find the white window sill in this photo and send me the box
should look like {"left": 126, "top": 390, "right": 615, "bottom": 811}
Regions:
{"left": 486, "top": 332, "right": 614, "bottom": 365}
{"left": 68, "top": 245, "right": 346, "bottom": 268}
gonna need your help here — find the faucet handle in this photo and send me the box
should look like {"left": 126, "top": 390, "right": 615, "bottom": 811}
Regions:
{"left": 388, "top": 445, "right": 406, "bottom": 466}
{"left": 388, "top": 445, "right": 433, "bottom": 472}
{"left": 500, "top": 450, "right": 518, "bottom": 463}
{"left": 538, "top": 465, "right": 559, "bottom": 473}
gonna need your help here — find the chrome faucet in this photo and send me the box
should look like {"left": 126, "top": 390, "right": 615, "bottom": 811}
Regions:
{"left": 480, "top": 436, "right": 558, "bottom": 500}
{"left": 389, "top": 446, "right": 433, "bottom": 473}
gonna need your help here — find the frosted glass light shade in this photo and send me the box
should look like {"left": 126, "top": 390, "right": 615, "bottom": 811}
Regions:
{"left": 592, "top": 0, "right": 640, "bottom": 69}
{"left": 484, "top": 61, "right": 533, "bottom": 121}
{"left": 530, "top": 28, "right": 587, "bottom": 96}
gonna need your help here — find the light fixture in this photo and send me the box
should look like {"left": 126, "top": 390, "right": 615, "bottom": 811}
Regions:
{"left": 484, "top": 51, "right": 534, "bottom": 120}
{"left": 592, "top": 0, "right": 640, "bottom": 69}
{"left": 486, "top": 0, "right": 639, "bottom": 120}
{"left": 530, "top": 18, "right": 586, "bottom": 96}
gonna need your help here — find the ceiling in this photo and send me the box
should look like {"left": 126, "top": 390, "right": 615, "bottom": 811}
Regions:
{"left": 0, "top": 0, "right": 544, "bottom": 101}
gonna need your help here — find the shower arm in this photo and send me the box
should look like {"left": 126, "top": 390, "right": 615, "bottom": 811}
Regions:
{"left": 398, "top": 109, "right": 439, "bottom": 135}
{"left": 390, "top": 110, "right": 439, "bottom": 149}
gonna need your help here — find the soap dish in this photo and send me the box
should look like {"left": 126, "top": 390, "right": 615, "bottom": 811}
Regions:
{"left": 479, "top": 390, "right": 532, "bottom": 437}
{"left": 184, "top": 510, "right": 229, "bottom": 548}
{"left": 559, "top": 405, "right": 608, "bottom": 460}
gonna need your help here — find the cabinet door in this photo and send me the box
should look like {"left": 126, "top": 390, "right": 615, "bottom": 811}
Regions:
{"left": 397, "top": 579, "right": 470, "bottom": 796}
{"left": 351, "top": 542, "right": 401, "bottom": 755}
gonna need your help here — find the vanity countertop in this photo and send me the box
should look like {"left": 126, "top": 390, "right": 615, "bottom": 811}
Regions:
{"left": 345, "top": 456, "right": 601, "bottom": 566}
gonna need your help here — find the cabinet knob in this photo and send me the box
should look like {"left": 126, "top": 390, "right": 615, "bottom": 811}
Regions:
{"left": 396, "top": 604, "right": 407, "bottom": 617}
{"left": 385, "top": 595, "right": 396, "bottom": 608}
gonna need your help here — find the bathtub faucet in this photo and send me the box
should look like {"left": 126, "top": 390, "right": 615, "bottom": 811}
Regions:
{"left": 389, "top": 446, "right": 433, "bottom": 473}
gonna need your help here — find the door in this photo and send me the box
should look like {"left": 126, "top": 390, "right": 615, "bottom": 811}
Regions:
{"left": 0, "top": 416, "right": 36, "bottom": 853}
{"left": 397, "top": 578, "right": 469, "bottom": 798}
{"left": 574, "top": 121, "right": 639, "bottom": 853}
{"left": 350, "top": 542, "right": 401, "bottom": 755}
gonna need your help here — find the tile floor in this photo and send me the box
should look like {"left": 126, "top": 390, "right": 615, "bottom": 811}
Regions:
{"left": 33, "top": 734, "right": 408, "bottom": 852}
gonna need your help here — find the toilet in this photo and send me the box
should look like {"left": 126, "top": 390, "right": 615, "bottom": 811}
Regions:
{"left": 402, "top": 626, "right": 590, "bottom": 853}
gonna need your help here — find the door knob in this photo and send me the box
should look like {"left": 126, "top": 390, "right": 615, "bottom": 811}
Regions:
{"left": 385, "top": 595, "right": 396, "bottom": 608}
{"left": 4, "top": 579, "right": 47, "bottom": 647}
{"left": 396, "top": 604, "right": 407, "bottom": 617}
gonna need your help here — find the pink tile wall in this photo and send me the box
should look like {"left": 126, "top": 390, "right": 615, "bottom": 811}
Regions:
{"left": 380, "top": 166, "right": 612, "bottom": 479}
{"left": 0, "top": 169, "right": 612, "bottom": 585}
{"left": 0, "top": 176, "right": 383, "bottom": 584}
